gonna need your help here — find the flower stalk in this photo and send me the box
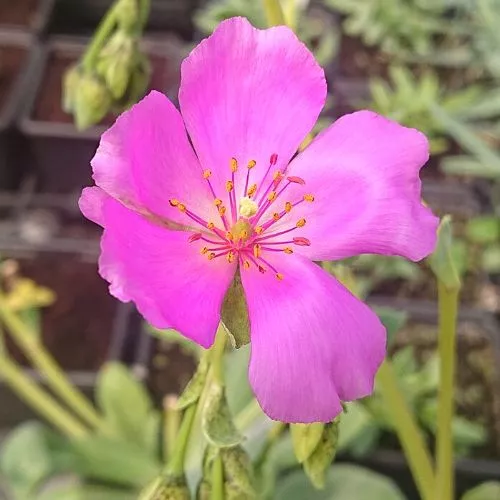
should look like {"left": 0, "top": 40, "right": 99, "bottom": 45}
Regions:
{"left": 263, "top": 0, "right": 286, "bottom": 26}
{"left": 210, "top": 454, "right": 224, "bottom": 500}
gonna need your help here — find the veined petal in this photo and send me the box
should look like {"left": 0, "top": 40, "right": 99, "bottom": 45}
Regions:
{"left": 284, "top": 111, "right": 439, "bottom": 261}
{"left": 79, "top": 187, "right": 235, "bottom": 348}
{"left": 91, "top": 91, "right": 218, "bottom": 226}
{"left": 241, "top": 254, "right": 386, "bottom": 423}
{"left": 179, "top": 17, "right": 326, "bottom": 202}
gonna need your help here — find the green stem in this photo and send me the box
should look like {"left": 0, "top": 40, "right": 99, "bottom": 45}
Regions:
{"left": 210, "top": 455, "right": 224, "bottom": 500}
{"left": 263, "top": 0, "right": 286, "bottom": 27}
{"left": 139, "top": 0, "right": 151, "bottom": 29}
{"left": 166, "top": 404, "right": 198, "bottom": 477}
{"left": 82, "top": 1, "right": 120, "bottom": 71}
{"left": 0, "top": 297, "right": 102, "bottom": 429}
{"left": 435, "top": 284, "right": 460, "bottom": 500}
{"left": 211, "top": 325, "right": 227, "bottom": 386}
{"left": 377, "top": 360, "right": 435, "bottom": 500}
{"left": 163, "top": 395, "right": 181, "bottom": 463}
{"left": 0, "top": 356, "right": 87, "bottom": 439}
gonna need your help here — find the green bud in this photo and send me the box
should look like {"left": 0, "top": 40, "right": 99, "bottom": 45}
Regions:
{"left": 221, "top": 271, "right": 250, "bottom": 348}
{"left": 290, "top": 422, "right": 325, "bottom": 463}
{"left": 221, "top": 446, "right": 257, "bottom": 499}
{"left": 116, "top": 53, "right": 151, "bottom": 111}
{"left": 116, "top": 0, "right": 140, "bottom": 32}
{"left": 62, "top": 63, "right": 83, "bottom": 113}
{"left": 303, "top": 418, "right": 340, "bottom": 489}
{"left": 73, "top": 72, "right": 112, "bottom": 130}
{"left": 177, "top": 354, "right": 209, "bottom": 410}
{"left": 202, "top": 382, "right": 243, "bottom": 448}
{"left": 139, "top": 474, "right": 190, "bottom": 500}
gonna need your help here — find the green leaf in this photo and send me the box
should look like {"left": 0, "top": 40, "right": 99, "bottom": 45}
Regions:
{"left": 0, "top": 422, "right": 73, "bottom": 498}
{"left": 481, "top": 244, "right": 500, "bottom": 273}
{"left": 466, "top": 216, "right": 500, "bottom": 244}
{"left": 275, "top": 465, "right": 406, "bottom": 500}
{"left": 374, "top": 307, "right": 408, "bottom": 347}
{"left": 221, "top": 446, "right": 256, "bottom": 499}
{"left": 202, "top": 383, "right": 244, "bottom": 448}
{"left": 221, "top": 272, "right": 250, "bottom": 348}
{"left": 304, "top": 420, "right": 340, "bottom": 489}
{"left": 337, "top": 403, "right": 376, "bottom": 453}
{"left": 72, "top": 436, "right": 160, "bottom": 488}
{"left": 428, "top": 215, "right": 461, "bottom": 289}
{"left": 225, "top": 344, "right": 254, "bottom": 416}
{"left": 36, "top": 478, "right": 137, "bottom": 500}
{"left": 96, "top": 362, "right": 155, "bottom": 449}
{"left": 291, "top": 423, "right": 325, "bottom": 463}
{"left": 462, "top": 482, "right": 500, "bottom": 500}
{"left": 177, "top": 354, "right": 209, "bottom": 410}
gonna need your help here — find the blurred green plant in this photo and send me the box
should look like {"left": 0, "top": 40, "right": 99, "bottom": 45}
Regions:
{"left": 63, "top": 0, "right": 151, "bottom": 130}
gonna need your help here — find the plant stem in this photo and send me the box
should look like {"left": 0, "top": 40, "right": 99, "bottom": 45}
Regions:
{"left": 0, "top": 355, "right": 87, "bottom": 439}
{"left": 263, "top": 0, "right": 286, "bottom": 27}
{"left": 82, "top": 1, "right": 120, "bottom": 71}
{"left": 0, "top": 296, "right": 102, "bottom": 429}
{"left": 163, "top": 394, "right": 181, "bottom": 463}
{"left": 166, "top": 404, "right": 197, "bottom": 477}
{"left": 139, "top": 0, "right": 151, "bottom": 29}
{"left": 210, "top": 454, "right": 224, "bottom": 500}
{"left": 435, "top": 283, "right": 460, "bottom": 500}
{"left": 211, "top": 325, "right": 227, "bottom": 386}
{"left": 377, "top": 360, "right": 435, "bottom": 500}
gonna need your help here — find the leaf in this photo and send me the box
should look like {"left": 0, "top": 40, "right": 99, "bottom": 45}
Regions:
{"left": 291, "top": 423, "right": 325, "bottom": 463}
{"left": 462, "top": 482, "right": 500, "bottom": 500}
{"left": 274, "top": 465, "right": 406, "bottom": 500}
{"left": 304, "top": 420, "right": 340, "bottom": 489}
{"left": 0, "top": 421, "right": 73, "bottom": 498}
{"left": 374, "top": 307, "right": 408, "bottom": 347}
{"left": 466, "top": 216, "right": 500, "bottom": 244}
{"left": 146, "top": 325, "right": 200, "bottom": 357}
{"left": 177, "top": 354, "right": 210, "bottom": 410}
{"left": 202, "top": 383, "right": 244, "bottom": 448}
{"left": 35, "top": 478, "right": 137, "bottom": 500}
{"left": 337, "top": 402, "right": 376, "bottom": 453}
{"left": 224, "top": 344, "right": 254, "bottom": 416}
{"left": 221, "top": 272, "right": 250, "bottom": 348}
{"left": 96, "top": 362, "right": 155, "bottom": 449}
{"left": 72, "top": 436, "right": 160, "bottom": 488}
{"left": 481, "top": 244, "right": 500, "bottom": 273}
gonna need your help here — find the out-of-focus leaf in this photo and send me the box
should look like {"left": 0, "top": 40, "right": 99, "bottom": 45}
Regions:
{"left": 461, "top": 482, "right": 500, "bottom": 500}
{"left": 374, "top": 307, "right": 408, "bottom": 347}
{"left": 481, "top": 244, "right": 500, "bottom": 273}
{"left": 466, "top": 216, "right": 500, "bottom": 244}
{"left": 177, "top": 354, "right": 209, "bottom": 410}
{"left": 225, "top": 344, "right": 253, "bottom": 415}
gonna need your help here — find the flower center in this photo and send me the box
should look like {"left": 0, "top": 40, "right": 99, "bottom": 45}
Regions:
{"left": 168, "top": 154, "right": 314, "bottom": 280}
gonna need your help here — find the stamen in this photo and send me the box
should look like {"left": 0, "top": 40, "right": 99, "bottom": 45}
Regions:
{"left": 207, "top": 252, "right": 216, "bottom": 260}
{"left": 243, "top": 260, "right": 251, "bottom": 270}
{"left": 188, "top": 233, "right": 202, "bottom": 243}
{"left": 285, "top": 201, "right": 292, "bottom": 213}
{"left": 244, "top": 160, "right": 256, "bottom": 195}
{"left": 253, "top": 244, "right": 262, "bottom": 258}
{"left": 287, "top": 176, "right": 306, "bottom": 185}
{"left": 169, "top": 199, "right": 179, "bottom": 207}
{"left": 304, "top": 194, "right": 315, "bottom": 202}
{"left": 214, "top": 198, "right": 223, "bottom": 206}
{"left": 227, "top": 251, "right": 236, "bottom": 263}
{"left": 201, "top": 247, "right": 208, "bottom": 254}
{"left": 255, "top": 154, "right": 279, "bottom": 198}
{"left": 255, "top": 226, "right": 301, "bottom": 242}
{"left": 272, "top": 212, "right": 281, "bottom": 221}
{"left": 207, "top": 222, "right": 215, "bottom": 229}
{"left": 218, "top": 205, "right": 227, "bottom": 216}
{"left": 257, "top": 255, "right": 281, "bottom": 278}
{"left": 248, "top": 160, "right": 256, "bottom": 169}
{"left": 270, "top": 153, "right": 278, "bottom": 165}
{"left": 203, "top": 170, "right": 212, "bottom": 179}
{"left": 296, "top": 218, "right": 306, "bottom": 228}
{"left": 255, "top": 226, "right": 263, "bottom": 234}
{"left": 276, "top": 273, "right": 284, "bottom": 280}
{"left": 230, "top": 158, "right": 238, "bottom": 172}
{"left": 283, "top": 247, "right": 293, "bottom": 254}
{"left": 247, "top": 184, "right": 257, "bottom": 197}
{"left": 267, "top": 191, "right": 277, "bottom": 202}
{"left": 177, "top": 203, "right": 186, "bottom": 212}
{"left": 226, "top": 181, "right": 234, "bottom": 192}
{"left": 293, "top": 237, "right": 311, "bottom": 246}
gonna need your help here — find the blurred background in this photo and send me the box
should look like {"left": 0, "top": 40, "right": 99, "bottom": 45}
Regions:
{"left": 0, "top": 1, "right": 499, "bottom": 499}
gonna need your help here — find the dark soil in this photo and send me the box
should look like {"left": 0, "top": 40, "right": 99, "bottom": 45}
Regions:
{"left": 393, "top": 320, "right": 500, "bottom": 458}
{"left": 4, "top": 254, "right": 116, "bottom": 371}
{"left": 148, "top": 340, "right": 196, "bottom": 404}
{"left": 0, "top": 0, "right": 39, "bottom": 28}
{"left": 33, "top": 48, "right": 177, "bottom": 124}
{"left": 0, "top": 45, "right": 27, "bottom": 112}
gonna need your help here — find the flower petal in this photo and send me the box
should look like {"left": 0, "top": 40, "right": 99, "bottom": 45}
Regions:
{"left": 179, "top": 17, "right": 326, "bottom": 202}
{"left": 241, "top": 254, "right": 386, "bottom": 423}
{"left": 91, "top": 90, "right": 218, "bottom": 226}
{"left": 284, "top": 111, "right": 439, "bottom": 261}
{"left": 79, "top": 187, "right": 235, "bottom": 348}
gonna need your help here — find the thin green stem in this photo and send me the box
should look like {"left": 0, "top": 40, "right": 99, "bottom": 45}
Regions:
{"left": 0, "top": 296, "right": 102, "bottom": 429}
{"left": 263, "top": 0, "right": 286, "bottom": 27}
{"left": 210, "top": 455, "right": 224, "bottom": 500}
{"left": 166, "top": 404, "right": 197, "bottom": 477}
{"left": 163, "top": 395, "right": 181, "bottom": 463}
{"left": 0, "top": 356, "right": 87, "bottom": 439}
{"left": 211, "top": 325, "right": 227, "bottom": 386}
{"left": 82, "top": 1, "right": 120, "bottom": 71}
{"left": 377, "top": 360, "right": 435, "bottom": 500}
{"left": 435, "top": 284, "right": 460, "bottom": 500}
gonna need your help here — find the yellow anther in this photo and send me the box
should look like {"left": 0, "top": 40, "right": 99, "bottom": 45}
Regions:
{"left": 267, "top": 191, "right": 277, "bottom": 202}
{"left": 247, "top": 159, "right": 256, "bottom": 169}
{"left": 207, "top": 222, "right": 215, "bottom": 229}
{"left": 247, "top": 184, "right": 257, "bottom": 197}
{"left": 207, "top": 252, "right": 216, "bottom": 260}
{"left": 203, "top": 169, "right": 212, "bottom": 179}
{"left": 296, "top": 218, "right": 306, "bottom": 228}
{"left": 283, "top": 247, "right": 293, "bottom": 254}
{"left": 273, "top": 170, "right": 283, "bottom": 181}
{"left": 169, "top": 199, "right": 179, "bottom": 207}
{"left": 258, "top": 265, "right": 266, "bottom": 274}
{"left": 230, "top": 157, "right": 238, "bottom": 172}
{"left": 276, "top": 273, "right": 284, "bottom": 280}
{"left": 218, "top": 206, "right": 227, "bottom": 216}
{"left": 226, "top": 251, "right": 236, "bottom": 263}
{"left": 226, "top": 232, "right": 234, "bottom": 241}
{"left": 239, "top": 197, "right": 258, "bottom": 217}
{"left": 214, "top": 198, "right": 223, "bottom": 206}
{"left": 273, "top": 212, "right": 281, "bottom": 221}
{"left": 253, "top": 244, "right": 262, "bottom": 258}
{"left": 255, "top": 226, "right": 263, "bottom": 234}
{"left": 304, "top": 194, "right": 315, "bottom": 202}
{"left": 285, "top": 201, "right": 292, "bottom": 212}
{"left": 240, "top": 230, "right": 248, "bottom": 240}
{"left": 243, "top": 260, "right": 251, "bottom": 270}
{"left": 226, "top": 180, "right": 234, "bottom": 192}
{"left": 177, "top": 203, "right": 186, "bottom": 212}
{"left": 201, "top": 247, "right": 208, "bottom": 255}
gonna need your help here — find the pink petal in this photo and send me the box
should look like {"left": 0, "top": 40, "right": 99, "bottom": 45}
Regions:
{"left": 91, "top": 90, "right": 219, "bottom": 226}
{"left": 79, "top": 188, "right": 235, "bottom": 348}
{"left": 241, "top": 254, "right": 386, "bottom": 423}
{"left": 283, "top": 111, "right": 439, "bottom": 261}
{"left": 179, "top": 17, "right": 326, "bottom": 202}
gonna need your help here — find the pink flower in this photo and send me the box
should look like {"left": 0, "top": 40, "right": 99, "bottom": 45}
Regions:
{"left": 80, "top": 17, "right": 438, "bottom": 423}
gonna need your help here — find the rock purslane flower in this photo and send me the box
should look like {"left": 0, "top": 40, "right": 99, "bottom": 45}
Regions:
{"left": 80, "top": 17, "right": 438, "bottom": 423}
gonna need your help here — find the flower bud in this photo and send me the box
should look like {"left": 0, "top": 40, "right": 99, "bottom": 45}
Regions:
{"left": 118, "top": 53, "right": 151, "bottom": 110}
{"left": 139, "top": 474, "right": 190, "bottom": 500}
{"left": 73, "top": 72, "right": 112, "bottom": 130}
{"left": 116, "top": 0, "right": 140, "bottom": 33}
{"left": 62, "top": 63, "right": 83, "bottom": 113}
{"left": 221, "top": 446, "right": 257, "bottom": 499}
